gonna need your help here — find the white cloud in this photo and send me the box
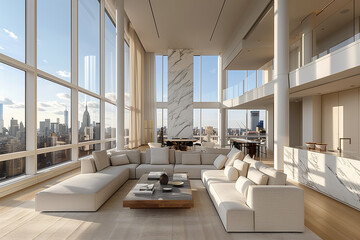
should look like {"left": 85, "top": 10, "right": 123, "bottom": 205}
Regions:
{"left": 39, "top": 102, "right": 52, "bottom": 108}
{"left": 56, "top": 70, "right": 71, "bottom": 78}
{"left": 0, "top": 65, "right": 4, "bottom": 70}
{"left": 0, "top": 97, "right": 14, "bottom": 105}
{"left": 3, "top": 28, "right": 18, "bottom": 40}
{"left": 105, "top": 92, "right": 116, "bottom": 101}
{"left": 57, "top": 93, "right": 70, "bottom": 101}
{"left": 0, "top": 45, "right": 4, "bottom": 50}
{"left": 42, "top": 59, "right": 48, "bottom": 64}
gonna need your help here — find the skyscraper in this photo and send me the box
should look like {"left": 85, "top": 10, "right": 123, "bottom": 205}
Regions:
{"left": 64, "top": 108, "right": 68, "bottom": 128}
{"left": 250, "top": 111, "right": 260, "bottom": 131}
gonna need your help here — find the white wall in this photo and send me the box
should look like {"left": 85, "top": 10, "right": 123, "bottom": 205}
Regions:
{"left": 321, "top": 88, "right": 360, "bottom": 153}
{"left": 302, "top": 95, "right": 321, "bottom": 145}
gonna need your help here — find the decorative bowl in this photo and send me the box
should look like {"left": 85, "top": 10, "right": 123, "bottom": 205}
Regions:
{"left": 315, "top": 143, "right": 327, "bottom": 152}
{"left": 305, "top": 142, "right": 316, "bottom": 150}
{"left": 170, "top": 181, "right": 184, "bottom": 187}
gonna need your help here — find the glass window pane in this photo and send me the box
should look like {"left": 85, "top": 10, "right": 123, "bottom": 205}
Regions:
{"left": 202, "top": 109, "right": 219, "bottom": 143}
{"left": 193, "top": 109, "right": 200, "bottom": 138}
{"left": 163, "top": 109, "right": 167, "bottom": 139}
{"left": 247, "top": 70, "right": 257, "bottom": 91}
{"left": 156, "top": 108, "right": 162, "bottom": 136}
{"left": 37, "top": 77, "right": 71, "bottom": 148}
{"left": 124, "top": 108, "right": 130, "bottom": 145}
{"left": 193, "top": 56, "right": 200, "bottom": 102}
{"left": 227, "top": 110, "right": 247, "bottom": 144}
{"left": 37, "top": 0, "right": 71, "bottom": 81}
{"left": 105, "top": 12, "right": 116, "bottom": 101}
{"left": 78, "top": 0, "right": 100, "bottom": 94}
{"left": 78, "top": 93, "right": 100, "bottom": 142}
{"left": 155, "top": 55, "right": 163, "bottom": 102}
{"left": 163, "top": 56, "right": 168, "bottom": 102}
{"left": 258, "top": 70, "right": 263, "bottom": 87}
{"left": 0, "top": 63, "right": 25, "bottom": 154}
{"left": 105, "top": 141, "right": 116, "bottom": 150}
{"left": 105, "top": 103, "right": 116, "bottom": 139}
{"left": 201, "top": 56, "right": 218, "bottom": 102}
{"left": 227, "top": 70, "right": 246, "bottom": 98}
{"left": 79, "top": 144, "right": 100, "bottom": 158}
{"left": 124, "top": 41, "right": 130, "bottom": 106}
{"left": 0, "top": 0, "right": 25, "bottom": 62}
{"left": 0, "top": 158, "right": 25, "bottom": 182}
{"left": 38, "top": 149, "right": 71, "bottom": 170}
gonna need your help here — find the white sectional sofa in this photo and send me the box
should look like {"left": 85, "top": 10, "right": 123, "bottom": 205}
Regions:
{"left": 201, "top": 156, "right": 304, "bottom": 232}
{"left": 35, "top": 146, "right": 304, "bottom": 234}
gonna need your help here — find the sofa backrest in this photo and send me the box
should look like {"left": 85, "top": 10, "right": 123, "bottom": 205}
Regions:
{"left": 243, "top": 156, "right": 287, "bottom": 185}
{"left": 110, "top": 149, "right": 141, "bottom": 164}
{"left": 145, "top": 148, "right": 175, "bottom": 164}
{"left": 175, "top": 151, "right": 220, "bottom": 165}
{"left": 204, "top": 148, "right": 230, "bottom": 155}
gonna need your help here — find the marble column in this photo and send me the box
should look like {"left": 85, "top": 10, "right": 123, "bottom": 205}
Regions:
{"left": 168, "top": 49, "right": 193, "bottom": 138}
{"left": 274, "top": 0, "right": 289, "bottom": 170}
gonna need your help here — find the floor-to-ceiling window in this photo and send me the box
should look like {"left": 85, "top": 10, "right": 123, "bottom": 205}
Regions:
{"left": 124, "top": 41, "right": 130, "bottom": 146}
{"left": 155, "top": 55, "right": 168, "bottom": 138}
{"left": 0, "top": 0, "right": 120, "bottom": 184}
{"left": 193, "top": 55, "right": 219, "bottom": 143}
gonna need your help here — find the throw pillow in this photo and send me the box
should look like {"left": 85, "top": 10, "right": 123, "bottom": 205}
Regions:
{"left": 247, "top": 167, "right": 269, "bottom": 185}
{"left": 227, "top": 147, "right": 241, "bottom": 160}
{"left": 258, "top": 165, "right": 287, "bottom": 185}
{"left": 150, "top": 147, "right": 169, "bottom": 165}
{"left": 213, "top": 154, "right": 228, "bottom": 169}
{"left": 182, "top": 153, "right": 201, "bottom": 165}
{"left": 224, "top": 166, "right": 239, "bottom": 181}
{"left": 110, "top": 150, "right": 141, "bottom": 164}
{"left": 110, "top": 154, "right": 130, "bottom": 166}
{"left": 225, "top": 150, "right": 245, "bottom": 167}
{"left": 233, "top": 159, "right": 250, "bottom": 177}
{"left": 81, "top": 157, "right": 97, "bottom": 173}
{"left": 92, "top": 150, "right": 110, "bottom": 171}
{"left": 235, "top": 176, "right": 255, "bottom": 198}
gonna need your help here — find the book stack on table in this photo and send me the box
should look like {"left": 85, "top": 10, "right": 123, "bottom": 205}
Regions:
{"left": 132, "top": 184, "right": 155, "bottom": 195}
{"left": 148, "top": 171, "right": 166, "bottom": 180}
{"left": 173, "top": 173, "right": 188, "bottom": 181}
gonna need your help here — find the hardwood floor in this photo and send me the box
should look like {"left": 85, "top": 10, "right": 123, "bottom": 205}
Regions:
{"left": 0, "top": 150, "right": 359, "bottom": 239}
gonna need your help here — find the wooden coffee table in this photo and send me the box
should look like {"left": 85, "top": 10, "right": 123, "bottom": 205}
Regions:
{"left": 123, "top": 173, "right": 193, "bottom": 209}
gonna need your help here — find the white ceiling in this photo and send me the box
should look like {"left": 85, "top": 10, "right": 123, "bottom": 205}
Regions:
{"left": 124, "top": 0, "right": 262, "bottom": 55}
{"left": 124, "top": 0, "right": 349, "bottom": 69}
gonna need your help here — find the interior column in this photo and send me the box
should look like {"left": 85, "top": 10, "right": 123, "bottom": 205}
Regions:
{"left": 219, "top": 55, "right": 227, "bottom": 148}
{"left": 274, "top": 0, "right": 289, "bottom": 170}
{"left": 116, "top": 0, "right": 125, "bottom": 150}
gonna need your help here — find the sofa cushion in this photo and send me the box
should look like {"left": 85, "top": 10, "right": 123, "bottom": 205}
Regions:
{"left": 247, "top": 167, "right": 269, "bottom": 185}
{"left": 242, "top": 154, "right": 264, "bottom": 169}
{"left": 174, "top": 165, "right": 216, "bottom": 179}
{"left": 201, "top": 153, "right": 219, "bottom": 165}
{"left": 258, "top": 165, "right": 287, "bottom": 185}
{"left": 150, "top": 148, "right": 169, "bottom": 165}
{"left": 207, "top": 182, "right": 254, "bottom": 232}
{"left": 174, "top": 150, "right": 183, "bottom": 164}
{"left": 224, "top": 166, "right": 238, "bottom": 181}
{"left": 93, "top": 150, "right": 110, "bottom": 171}
{"left": 201, "top": 170, "right": 231, "bottom": 189}
{"left": 236, "top": 176, "right": 255, "bottom": 198}
{"left": 225, "top": 148, "right": 244, "bottom": 167}
{"left": 233, "top": 159, "right": 249, "bottom": 177}
{"left": 110, "top": 154, "right": 129, "bottom": 166}
{"left": 213, "top": 154, "right": 228, "bottom": 169}
{"left": 135, "top": 164, "right": 174, "bottom": 178}
{"left": 111, "top": 150, "right": 141, "bottom": 164}
{"left": 182, "top": 153, "right": 201, "bottom": 165}
{"left": 146, "top": 148, "right": 175, "bottom": 164}
{"left": 81, "top": 157, "right": 97, "bottom": 173}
